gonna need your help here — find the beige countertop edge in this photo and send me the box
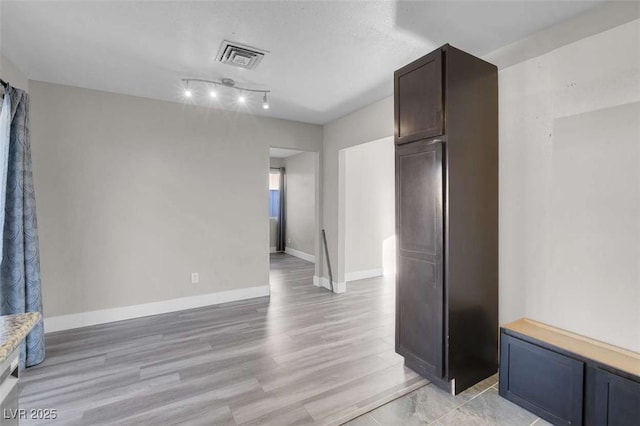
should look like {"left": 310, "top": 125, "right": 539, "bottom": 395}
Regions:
{"left": 0, "top": 312, "right": 41, "bottom": 365}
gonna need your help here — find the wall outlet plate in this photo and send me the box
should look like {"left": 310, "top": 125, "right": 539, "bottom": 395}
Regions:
{"left": 191, "top": 272, "right": 199, "bottom": 284}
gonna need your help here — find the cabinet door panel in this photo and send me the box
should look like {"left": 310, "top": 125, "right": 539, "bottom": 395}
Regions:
{"left": 594, "top": 368, "right": 640, "bottom": 425}
{"left": 398, "top": 146, "right": 441, "bottom": 255}
{"left": 395, "top": 50, "right": 443, "bottom": 144}
{"left": 499, "top": 334, "right": 584, "bottom": 425}
{"left": 395, "top": 140, "right": 444, "bottom": 377}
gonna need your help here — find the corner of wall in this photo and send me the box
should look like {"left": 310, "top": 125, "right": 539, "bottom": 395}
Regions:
{"left": 0, "top": 55, "right": 30, "bottom": 92}
{"left": 483, "top": 2, "right": 640, "bottom": 69}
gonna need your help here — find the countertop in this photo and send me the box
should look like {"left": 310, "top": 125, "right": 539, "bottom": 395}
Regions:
{"left": 0, "top": 312, "right": 41, "bottom": 364}
{"left": 503, "top": 318, "right": 640, "bottom": 377}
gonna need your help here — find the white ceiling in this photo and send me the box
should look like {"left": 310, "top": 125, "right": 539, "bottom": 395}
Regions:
{"left": 270, "top": 147, "right": 303, "bottom": 159}
{"left": 1, "top": 1, "right": 603, "bottom": 125}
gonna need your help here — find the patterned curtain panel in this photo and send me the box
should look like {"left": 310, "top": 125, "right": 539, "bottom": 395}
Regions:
{"left": 0, "top": 85, "right": 45, "bottom": 368}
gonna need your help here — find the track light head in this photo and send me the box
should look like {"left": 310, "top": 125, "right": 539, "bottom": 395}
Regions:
{"left": 262, "top": 93, "right": 269, "bottom": 110}
{"left": 238, "top": 95, "right": 246, "bottom": 104}
{"left": 183, "top": 80, "right": 193, "bottom": 98}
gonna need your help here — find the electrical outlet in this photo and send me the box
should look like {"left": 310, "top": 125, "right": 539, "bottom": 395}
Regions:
{"left": 191, "top": 272, "right": 199, "bottom": 284}
{"left": 287, "top": 237, "right": 291, "bottom": 244}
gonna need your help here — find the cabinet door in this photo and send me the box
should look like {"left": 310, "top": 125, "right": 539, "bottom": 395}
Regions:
{"left": 594, "top": 368, "right": 640, "bottom": 425}
{"left": 499, "top": 333, "right": 584, "bottom": 425}
{"left": 395, "top": 140, "right": 444, "bottom": 378}
{"left": 394, "top": 49, "right": 444, "bottom": 145}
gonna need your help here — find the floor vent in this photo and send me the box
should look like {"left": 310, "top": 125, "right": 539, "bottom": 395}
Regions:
{"left": 216, "top": 40, "right": 268, "bottom": 70}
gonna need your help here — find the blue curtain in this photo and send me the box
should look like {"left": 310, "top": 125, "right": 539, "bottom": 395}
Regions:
{"left": 269, "top": 190, "right": 280, "bottom": 218}
{"left": 0, "top": 85, "right": 45, "bottom": 368}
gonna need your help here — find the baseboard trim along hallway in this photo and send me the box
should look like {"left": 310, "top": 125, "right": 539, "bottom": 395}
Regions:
{"left": 284, "top": 247, "right": 316, "bottom": 263}
{"left": 45, "top": 285, "right": 270, "bottom": 332}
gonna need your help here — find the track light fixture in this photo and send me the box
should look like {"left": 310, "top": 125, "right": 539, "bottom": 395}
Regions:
{"left": 181, "top": 78, "right": 270, "bottom": 109}
{"left": 184, "top": 82, "right": 193, "bottom": 98}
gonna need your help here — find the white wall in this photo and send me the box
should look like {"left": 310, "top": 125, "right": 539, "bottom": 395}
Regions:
{"left": 284, "top": 151, "right": 316, "bottom": 260}
{"left": 546, "top": 103, "right": 640, "bottom": 352}
{"left": 499, "top": 19, "right": 640, "bottom": 351}
{"left": 322, "top": 97, "right": 394, "bottom": 288}
{"left": 0, "top": 54, "right": 28, "bottom": 92}
{"left": 269, "top": 157, "right": 284, "bottom": 168}
{"left": 269, "top": 218, "right": 277, "bottom": 251}
{"left": 321, "top": 16, "right": 640, "bottom": 351}
{"left": 29, "top": 81, "right": 322, "bottom": 324}
{"left": 344, "top": 137, "right": 394, "bottom": 281}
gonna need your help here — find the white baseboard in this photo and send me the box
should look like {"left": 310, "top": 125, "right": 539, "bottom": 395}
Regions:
{"left": 313, "top": 275, "right": 346, "bottom": 293}
{"left": 285, "top": 247, "right": 315, "bottom": 263}
{"left": 45, "top": 285, "right": 270, "bottom": 333}
{"left": 269, "top": 246, "right": 277, "bottom": 253}
{"left": 345, "top": 268, "right": 383, "bottom": 282}
{"left": 313, "top": 275, "right": 323, "bottom": 287}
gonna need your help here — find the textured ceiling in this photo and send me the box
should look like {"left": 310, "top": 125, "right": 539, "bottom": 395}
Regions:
{"left": 1, "top": 1, "right": 603, "bottom": 124}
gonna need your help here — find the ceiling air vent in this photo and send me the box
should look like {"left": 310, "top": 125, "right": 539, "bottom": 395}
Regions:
{"left": 216, "top": 40, "right": 268, "bottom": 70}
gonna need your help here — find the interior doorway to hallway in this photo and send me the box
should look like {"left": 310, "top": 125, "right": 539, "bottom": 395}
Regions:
{"left": 268, "top": 147, "right": 320, "bottom": 277}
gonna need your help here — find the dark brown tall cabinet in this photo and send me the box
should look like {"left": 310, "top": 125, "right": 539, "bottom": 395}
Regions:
{"left": 394, "top": 44, "right": 498, "bottom": 394}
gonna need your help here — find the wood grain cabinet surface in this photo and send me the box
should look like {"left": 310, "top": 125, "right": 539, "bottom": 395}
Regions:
{"left": 500, "top": 320, "right": 640, "bottom": 426}
{"left": 395, "top": 49, "right": 444, "bottom": 144}
{"left": 499, "top": 333, "right": 584, "bottom": 425}
{"left": 594, "top": 367, "right": 640, "bottom": 425}
{"left": 394, "top": 44, "right": 498, "bottom": 395}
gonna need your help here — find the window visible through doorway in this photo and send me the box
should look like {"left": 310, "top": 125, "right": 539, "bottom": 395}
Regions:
{"left": 269, "top": 168, "right": 286, "bottom": 253}
{"left": 269, "top": 171, "right": 280, "bottom": 218}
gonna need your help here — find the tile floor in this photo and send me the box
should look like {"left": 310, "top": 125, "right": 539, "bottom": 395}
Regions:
{"left": 344, "top": 375, "right": 552, "bottom": 426}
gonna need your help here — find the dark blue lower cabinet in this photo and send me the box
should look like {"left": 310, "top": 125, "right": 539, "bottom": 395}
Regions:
{"left": 499, "top": 333, "right": 584, "bottom": 425}
{"left": 594, "top": 368, "right": 640, "bottom": 426}
{"left": 500, "top": 330, "right": 640, "bottom": 426}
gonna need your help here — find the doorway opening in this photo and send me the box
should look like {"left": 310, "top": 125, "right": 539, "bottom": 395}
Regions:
{"left": 268, "top": 147, "right": 320, "bottom": 292}
{"left": 338, "top": 136, "right": 396, "bottom": 291}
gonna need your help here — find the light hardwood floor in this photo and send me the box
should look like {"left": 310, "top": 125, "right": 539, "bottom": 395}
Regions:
{"left": 20, "top": 254, "right": 426, "bottom": 425}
